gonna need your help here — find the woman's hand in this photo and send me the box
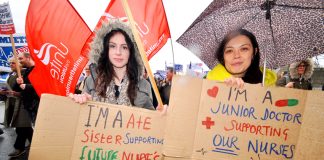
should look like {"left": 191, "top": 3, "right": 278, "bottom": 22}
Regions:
{"left": 68, "top": 93, "right": 92, "bottom": 104}
{"left": 16, "top": 77, "right": 24, "bottom": 85}
{"left": 156, "top": 104, "right": 168, "bottom": 115}
{"left": 0, "top": 90, "right": 7, "bottom": 95}
{"left": 7, "top": 90, "right": 20, "bottom": 97}
{"left": 285, "top": 82, "right": 294, "bottom": 88}
{"left": 224, "top": 77, "right": 245, "bottom": 89}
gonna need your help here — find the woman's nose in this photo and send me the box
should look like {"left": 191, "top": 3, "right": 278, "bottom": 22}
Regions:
{"left": 233, "top": 49, "right": 240, "bottom": 58}
{"left": 115, "top": 47, "right": 122, "bottom": 55}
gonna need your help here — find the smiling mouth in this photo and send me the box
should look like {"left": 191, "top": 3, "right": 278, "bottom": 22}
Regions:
{"left": 231, "top": 62, "right": 242, "bottom": 66}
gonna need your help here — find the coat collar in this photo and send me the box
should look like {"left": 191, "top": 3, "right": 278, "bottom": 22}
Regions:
{"left": 206, "top": 64, "right": 277, "bottom": 86}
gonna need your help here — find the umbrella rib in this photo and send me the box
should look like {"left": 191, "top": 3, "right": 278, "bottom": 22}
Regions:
{"left": 225, "top": 6, "right": 259, "bottom": 14}
{"left": 268, "top": 12, "right": 277, "bottom": 64}
{"left": 184, "top": 6, "right": 259, "bottom": 31}
{"left": 239, "top": 11, "right": 262, "bottom": 28}
{"left": 275, "top": 4, "right": 323, "bottom": 10}
{"left": 220, "top": 6, "right": 262, "bottom": 29}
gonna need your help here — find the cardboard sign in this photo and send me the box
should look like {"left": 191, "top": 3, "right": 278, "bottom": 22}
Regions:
{"left": 0, "top": 3, "right": 15, "bottom": 34}
{"left": 29, "top": 76, "right": 324, "bottom": 160}
{"left": 29, "top": 94, "right": 166, "bottom": 160}
{"left": 163, "top": 76, "right": 324, "bottom": 160}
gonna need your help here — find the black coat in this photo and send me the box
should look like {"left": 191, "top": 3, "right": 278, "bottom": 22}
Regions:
{"left": 19, "top": 66, "right": 40, "bottom": 122}
{"left": 159, "top": 83, "right": 171, "bottom": 105}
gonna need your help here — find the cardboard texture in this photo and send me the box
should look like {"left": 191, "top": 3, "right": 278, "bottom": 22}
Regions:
{"left": 29, "top": 94, "right": 166, "bottom": 160}
{"left": 29, "top": 76, "right": 324, "bottom": 160}
{"left": 164, "top": 76, "right": 324, "bottom": 160}
{"left": 294, "top": 91, "right": 324, "bottom": 160}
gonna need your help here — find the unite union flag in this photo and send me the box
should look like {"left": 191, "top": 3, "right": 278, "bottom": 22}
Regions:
{"left": 89, "top": 0, "right": 171, "bottom": 60}
{"left": 25, "top": 0, "right": 92, "bottom": 96}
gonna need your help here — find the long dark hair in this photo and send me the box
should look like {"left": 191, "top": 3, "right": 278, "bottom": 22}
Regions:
{"left": 216, "top": 29, "right": 262, "bottom": 84}
{"left": 95, "top": 29, "right": 139, "bottom": 105}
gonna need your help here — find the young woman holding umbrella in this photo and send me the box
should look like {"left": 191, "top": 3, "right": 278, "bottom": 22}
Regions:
{"left": 69, "top": 20, "right": 154, "bottom": 110}
{"left": 206, "top": 29, "right": 277, "bottom": 87}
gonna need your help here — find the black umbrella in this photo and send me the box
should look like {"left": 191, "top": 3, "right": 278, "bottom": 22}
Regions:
{"left": 177, "top": 0, "right": 323, "bottom": 69}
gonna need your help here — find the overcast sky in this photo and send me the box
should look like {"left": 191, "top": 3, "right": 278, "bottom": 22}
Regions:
{"left": 1, "top": 0, "right": 323, "bottom": 70}
{"left": 1, "top": 0, "right": 213, "bottom": 72}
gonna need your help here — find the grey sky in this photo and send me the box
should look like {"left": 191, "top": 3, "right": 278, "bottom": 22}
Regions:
{"left": 2, "top": 0, "right": 322, "bottom": 70}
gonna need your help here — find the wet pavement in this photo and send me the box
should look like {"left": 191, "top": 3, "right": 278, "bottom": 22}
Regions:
{"left": 0, "top": 102, "right": 29, "bottom": 160}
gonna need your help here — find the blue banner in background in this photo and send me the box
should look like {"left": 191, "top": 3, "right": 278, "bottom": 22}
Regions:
{"left": 174, "top": 64, "right": 183, "bottom": 72}
{"left": 0, "top": 46, "right": 14, "bottom": 67}
{"left": 0, "top": 34, "right": 27, "bottom": 72}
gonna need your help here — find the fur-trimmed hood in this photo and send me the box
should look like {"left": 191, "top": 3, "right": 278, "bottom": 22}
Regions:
{"left": 89, "top": 19, "right": 144, "bottom": 76}
{"left": 289, "top": 59, "right": 314, "bottom": 80}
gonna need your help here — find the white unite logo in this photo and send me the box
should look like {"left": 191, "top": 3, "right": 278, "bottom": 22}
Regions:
{"left": 34, "top": 42, "right": 69, "bottom": 80}
{"left": 34, "top": 42, "right": 68, "bottom": 65}
{"left": 103, "top": 13, "right": 149, "bottom": 38}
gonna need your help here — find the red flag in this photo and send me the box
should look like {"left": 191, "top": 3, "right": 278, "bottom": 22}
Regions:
{"left": 25, "top": 0, "right": 91, "bottom": 96}
{"left": 91, "top": 0, "right": 171, "bottom": 60}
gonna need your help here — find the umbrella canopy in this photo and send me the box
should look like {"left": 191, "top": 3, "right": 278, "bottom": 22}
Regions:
{"left": 177, "top": 0, "right": 323, "bottom": 69}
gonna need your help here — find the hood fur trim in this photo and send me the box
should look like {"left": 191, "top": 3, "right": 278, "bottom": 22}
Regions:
{"left": 289, "top": 58, "right": 314, "bottom": 79}
{"left": 89, "top": 19, "right": 143, "bottom": 76}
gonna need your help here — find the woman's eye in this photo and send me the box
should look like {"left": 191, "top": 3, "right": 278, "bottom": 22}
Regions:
{"left": 109, "top": 44, "right": 115, "bottom": 48}
{"left": 241, "top": 47, "right": 249, "bottom": 51}
{"left": 224, "top": 49, "right": 233, "bottom": 54}
{"left": 122, "top": 46, "right": 128, "bottom": 50}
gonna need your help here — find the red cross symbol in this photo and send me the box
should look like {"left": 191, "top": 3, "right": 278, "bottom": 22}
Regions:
{"left": 202, "top": 116, "right": 214, "bottom": 129}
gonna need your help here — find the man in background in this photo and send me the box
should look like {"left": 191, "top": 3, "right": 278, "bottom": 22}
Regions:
{"left": 143, "top": 69, "right": 159, "bottom": 108}
{"left": 75, "top": 64, "right": 91, "bottom": 94}
{"left": 8, "top": 52, "right": 39, "bottom": 158}
{"left": 0, "top": 57, "right": 21, "bottom": 136}
{"left": 159, "top": 67, "right": 174, "bottom": 105}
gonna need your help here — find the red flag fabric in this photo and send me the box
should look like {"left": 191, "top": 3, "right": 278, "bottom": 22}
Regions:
{"left": 0, "top": 3, "right": 15, "bottom": 34}
{"left": 92, "top": 0, "right": 171, "bottom": 60}
{"left": 25, "top": 0, "right": 91, "bottom": 96}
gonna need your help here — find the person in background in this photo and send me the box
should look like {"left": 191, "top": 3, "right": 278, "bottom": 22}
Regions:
{"left": 69, "top": 20, "right": 154, "bottom": 110}
{"left": 276, "top": 70, "right": 288, "bottom": 81}
{"left": 75, "top": 64, "right": 91, "bottom": 94}
{"left": 143, "top": 69, "right": 158, "bottom": 108}
{"left": 1, "top": 58, "right": 23, "bottom": 129}
{"left": 8, "top": 52, "right": 39, "bottom": 158}
{"left": 277, "top": 59, "right": 313, "bottom": 90}
{"left": 0, "top": 59, "right": 18, "bottom": 135}
{"left": 159, "top": 67, "right": 174, "bottom": 105}
{"left": 206, "top": 29, "right": 276, "bottom": 87}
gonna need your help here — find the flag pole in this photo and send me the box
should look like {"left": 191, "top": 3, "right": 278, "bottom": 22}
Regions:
{"left": 170, "top": 39, "right": 176, "bottom": 73}
{"left": 161, "top": 1, "right": 176, "bottom": 74}
{"left": 121, "top": 0, "right": 163, "bottom": 107}
{"left": 9, "top": 34, "right": 21, "bottom": 78}
{"left": 262, "top": 54, "right": 267, "bottom": 87}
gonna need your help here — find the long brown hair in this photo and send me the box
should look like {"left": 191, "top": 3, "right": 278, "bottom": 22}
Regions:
{"left": 95, "top": 29, "right": 139, "bottom": 105}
